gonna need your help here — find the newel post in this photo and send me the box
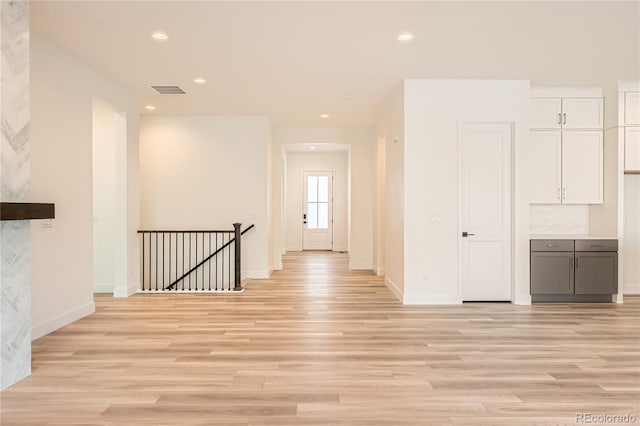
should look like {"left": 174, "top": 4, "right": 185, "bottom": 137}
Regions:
{"left": 233, "top": 223, "right": 242, "bottom": 291}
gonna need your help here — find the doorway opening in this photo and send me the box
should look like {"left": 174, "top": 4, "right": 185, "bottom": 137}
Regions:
{"left": 91, "top": 98, "right": 127, "bottom": 296}
{"left": 283, "top": 144, "right": 349, "bottom": 255}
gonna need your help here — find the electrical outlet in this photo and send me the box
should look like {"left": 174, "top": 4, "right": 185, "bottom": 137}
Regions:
{"left": 41, "top": 220, "right": 53, "bottom": 229}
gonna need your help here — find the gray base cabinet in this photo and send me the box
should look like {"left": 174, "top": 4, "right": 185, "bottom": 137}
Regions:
{"left": 531, "top": 252, "right": 574, "bottom": 294}
{"left": 530, "top": 239, "right": 618, "bottom": 301}
{"left": 575, "top": 252, "right": 618, "bottom": 294}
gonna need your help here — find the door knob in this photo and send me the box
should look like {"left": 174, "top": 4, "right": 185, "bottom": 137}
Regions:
{"left": 462, "top": 232, "right": 475, "bottom": 237}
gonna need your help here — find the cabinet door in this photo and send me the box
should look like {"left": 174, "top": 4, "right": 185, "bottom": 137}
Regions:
{"left": 625, "top": 92, "right": 640, "bottom": 125}
{"left": 530, "top": 252, "right": 574, "bottom": 294}
{"left": 575, "top": 252, "right": 618, "bottom": 294}
{"left": 561, "top": 131, "right": 603, "bottom": 204}
{"left": 530, "top": 98, "right": 562, "bottom": 129}
{"left": 625, "top": 127, "right": 640, "bottom": 172}
{"left": 562, "top": 98, "right": 604, "bottom": 130}
{"left": 529, "top": 131, "right": 562, "bottom": 203}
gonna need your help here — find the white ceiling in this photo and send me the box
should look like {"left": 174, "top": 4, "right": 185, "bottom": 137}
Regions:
{"left": 31, "top": 1, "right": 639, "bottom": 127}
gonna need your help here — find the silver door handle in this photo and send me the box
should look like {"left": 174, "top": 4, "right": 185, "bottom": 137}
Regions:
{"left": 562, "top": 188, "right": 567, "bottom": 200}
{"left": 462, "top": 232, "right": 475, "bottom": 237}
{"left": 557, "top": 188, "right": 561, "bottom": 200}
{"left": 558, "top": 113, "right": 562, "bottom": 125}
{"left": 570, "top": 257, "right": 573, "bottom": 268}
{"left": 563, "top": 113, "right": 567, "bottom": 125}
{"left": 576, "top": 256, "right": 579, "bottom": 268}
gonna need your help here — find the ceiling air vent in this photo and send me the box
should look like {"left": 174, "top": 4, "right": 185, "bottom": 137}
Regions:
{"left": 150, "top": 85, "right": 186, "bottom": 94}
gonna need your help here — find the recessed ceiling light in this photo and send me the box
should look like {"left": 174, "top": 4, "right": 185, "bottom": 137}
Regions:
{"left": 397, "top": 31, "right": 414, "bottom": 42}
{"left": 309, "top": 146, "right": 316, "bottom": 150}
{"left": 320, "top": 114, "right": 330, "bottom": 119}
{"left": 193, "top": 77, "right": 206, "bottom": 84}
{"left": 151, "top": 31, "right": 168, "bottom": 41}
{"left": 145, "top": 105, "right": 156, "bottom": 111}
{"left": 344, "top": 91, "right": 358, "bottom": 100}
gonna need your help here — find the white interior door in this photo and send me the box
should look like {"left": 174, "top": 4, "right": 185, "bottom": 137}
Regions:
{"left": 459, "top": 123, "right": 512, "bottom": 301}
{"left": 303, "top": 171, "right": 333, "bottom": 250}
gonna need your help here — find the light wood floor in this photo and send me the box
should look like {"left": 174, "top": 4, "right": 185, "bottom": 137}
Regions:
{"left": 1, "top": 252, "right": 639, "bottom": 425}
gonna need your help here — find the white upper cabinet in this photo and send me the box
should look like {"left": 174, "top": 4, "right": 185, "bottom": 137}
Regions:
{"left": 625, "top": 127, "right": 640, "bottom": 172}
{"left": 529, "top": 131, "right": 562, "bottom": 204}
{"left": 530, "top": 97, "right": 603, "bottom": 130}
{"left": 530, "top": 98, "right": 562, "bottom": 129}
{"left": 561, "top": 131, "right": 603, "bottom": 204}
{"left": 625, "top": 92, "right": 640, "bottom": 125}
{"left": 562, "top": 98, "right": 604, "bottom": 129}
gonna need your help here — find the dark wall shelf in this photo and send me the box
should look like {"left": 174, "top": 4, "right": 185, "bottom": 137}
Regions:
{"left": 1, "top": 203, "right": 55, "bottom": 221}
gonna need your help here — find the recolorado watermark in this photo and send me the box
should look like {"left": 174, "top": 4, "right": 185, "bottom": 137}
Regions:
{"left": 576, "top": 413, "right": 637, "bottom": 424}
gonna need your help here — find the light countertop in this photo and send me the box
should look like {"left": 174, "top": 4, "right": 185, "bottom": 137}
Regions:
{"left": 529, "top": 234, "right": 618, "bottom": 240}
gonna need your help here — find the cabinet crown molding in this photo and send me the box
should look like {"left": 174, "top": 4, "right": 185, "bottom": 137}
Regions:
{"left": 618, "top": 81, "right": 640, "bottom": 92}
{"left": 530, "top": 87, "right": 603, "bottom": 98}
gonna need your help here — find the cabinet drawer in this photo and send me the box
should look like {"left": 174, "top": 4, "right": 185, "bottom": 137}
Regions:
{"left": 575, "top": 240, "right": 618, "bottom": 252}
{"left": 531, "top": 240, "right": 574, "bottom": 251}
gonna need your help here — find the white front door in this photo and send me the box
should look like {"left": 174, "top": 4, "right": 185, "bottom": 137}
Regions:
{"left": 459, "top": 123, "right": 512, "bottom": 301}
{"left": 303, "top": 171, "right": 333, "bottom": 250}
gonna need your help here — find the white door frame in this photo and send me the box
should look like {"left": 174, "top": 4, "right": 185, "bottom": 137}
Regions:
{"left": 302, "top": 170, "right": 334, "bottom": 250}
{"left": 457, "top": 121, "right": 514, "bottom": 302}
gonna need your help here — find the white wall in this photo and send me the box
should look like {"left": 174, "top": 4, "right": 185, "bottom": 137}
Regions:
{"left": 272, "top": 127, "right": 375, "bottom": 270}
{"left": 402, "top": 80, "right": 530, "bottom": 305}
{"left": 30, "top": 33, "right": 140, "bottom": 339}
{"left": 139, "top": 115, "right": 271, "bottom": 278}
{"left": 285, "top": 151, "right": 348, "bottom": 252}
{"left": 375, "top": 85, "right": 404, "bottom": 300}
{"left": 624, "top": 175, "right": 640, "bottom": 294}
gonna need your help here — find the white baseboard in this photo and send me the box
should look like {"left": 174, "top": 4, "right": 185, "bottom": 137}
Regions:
{"left": 403, "top": 292, "right": 462, "bottom": 305}
{"left": 349, "top": 262, "right": 372, "bottom": 270}
{"left": 32, "top": 301, "right": 95, "bottom": 340}
{"left": 273, "top": 262, "right": 283, "bottom": 271}
{"left": 375, "top": 267, "right": 386, "bottom": 276}
{"left": 624, "top": 282, "right": 640, "bottom": 295}
{"left": 93, "top": 282, "right": 113, "bottom": 293}
{"left": 114, "top": 281, "right": 139, "bottom": 298}
{"left": 243, "top": 270, "right": 270, "bottom": 279}
{"left": 384, "top": 277, "right": 403, "bottom": 302}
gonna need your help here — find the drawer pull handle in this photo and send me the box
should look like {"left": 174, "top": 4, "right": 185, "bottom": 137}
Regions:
{"left": 546, "top": 244, "right": 557, "bottom": 248}
{"left": 590, "top": 244, "right": 604, "bottom": 248}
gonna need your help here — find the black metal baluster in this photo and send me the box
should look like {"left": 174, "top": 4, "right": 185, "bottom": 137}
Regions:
{"left": 215, "top": 233, "right": 219, "bottom": 291}
{"left": 222, "top": 233, "right": 225, "bottom": 290}
{"left": 202, "top": 232, "right": 205, "bottom": 291}
{"left": 142, "top": 233, "right": 145, "bottom": 291}
{"left": 189, "top": 232, "right": 192, "bottom": 290}
{"left": 208, "top": 233, "right": 212, "bottom": 291}
{"left": 169, "top": 232, "right": 171, "bottom": 291}
{"left": 175, "top": 233, "right": 178, "bottom": 291}
{"left": 148, "top": 233, "right": 151, "bottom": 292}
{"left": 195, "top": 232, "right": 198, "bottom": 291}
{"left": 162, "top": 232, "right": 165, "bottom": 291}
{"left": 228, "top": 232, "right": 231, "bottom": 290}
{"left": 182, "top": 232, "right": 185, "bottom": 291}
{"left": 154, "top": 232, "right": 158, "bottom": 291}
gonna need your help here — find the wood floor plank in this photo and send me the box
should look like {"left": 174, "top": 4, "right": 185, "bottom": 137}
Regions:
{"left": 1, "top": 251, "right": 638, "bottom": 425}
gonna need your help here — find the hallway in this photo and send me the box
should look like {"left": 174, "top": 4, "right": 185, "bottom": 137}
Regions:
{"left": 1, "top": 251, "right": 639, "bottom": 425}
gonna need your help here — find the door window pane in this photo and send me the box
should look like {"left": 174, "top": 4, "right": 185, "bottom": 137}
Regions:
{"left": 318, "top": 202, "right": 328, "bottom": 229}
{"left": 318, "top": 176, "right": 329, "bottom": 202}
{"left": 307, "top": 202, "right": 318, "bottom": 228}
{"left": 307, "top": 176, "right": 318, "bottom": 202}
